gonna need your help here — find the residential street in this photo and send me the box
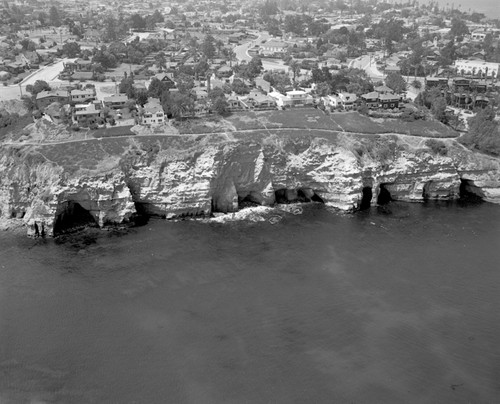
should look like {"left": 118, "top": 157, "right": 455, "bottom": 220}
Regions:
{"left": 0, "top": 58, "right": 73, "bottom": 101}
{"left": 349, "top": 55, "right": 385, "bottom": 80}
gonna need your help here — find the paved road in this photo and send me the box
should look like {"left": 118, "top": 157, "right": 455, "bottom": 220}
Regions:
{"left": 0, "top": 58, "right": 74, "bottom": 101}
{"left": 21, "top": 59, "right": 73, "bottom": 86}
{"left": 233, "top": 31, "right": 286, "bottom": 71}
{"left": 349, "top": 55, "right": 385, "bottom": 80}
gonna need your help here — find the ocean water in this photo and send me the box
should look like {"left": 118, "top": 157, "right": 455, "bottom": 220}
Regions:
{"left": 1, "top": 201, "right": 500, "bottom": 403}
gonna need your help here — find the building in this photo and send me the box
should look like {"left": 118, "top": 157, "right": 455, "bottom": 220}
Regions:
{"left": 322, "top": 94, "right": 341, "bottom": 110}
{"left": 338, "top": 92, "right": 358, "bottom": 110}
{"left": 360, "top": 91, "right": 379, "bottom": 108}
{"left": 259, "top": 40, "right": 288, "bottom": 57}
{"left": 471, "top": 30, "right": 488, "bottom": 41}
{"left": 379, "top": 93, "right": 400, "bottom": 109}
{"left": 73, "top": 101, "right": 102, "bottom": 127}
{"left": 285, "top": 90, "right": 314, "bottom": 107}
{"left": 141, "top": 98, "right": 165, "bottom": 126}
{"left": 70, "top": 89, "right": 95, "bottom": 103}
{"left": 36, "top": 90, "right": 70, "bottom": 110}
{"left": 453, "top": 60, "right": 499, "bottom": 78}
{"left": 425, "top": 77, "right": 449, "bottom": 89}
{"left": 103, "top": 94, "right": 129, "bottom": 109}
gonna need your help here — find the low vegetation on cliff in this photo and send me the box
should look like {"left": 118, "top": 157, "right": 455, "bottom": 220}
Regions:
{"left": 459, "top": 108, "right": 500, "bottom": 156}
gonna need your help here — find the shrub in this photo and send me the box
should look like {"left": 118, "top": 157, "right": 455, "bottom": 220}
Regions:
{"left": 425, "top": 139, "right": 448, "bottom": 155}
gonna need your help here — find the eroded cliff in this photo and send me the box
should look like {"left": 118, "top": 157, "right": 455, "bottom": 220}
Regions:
{"left": 1, "top": 129, "right": 499, "bottom": 236}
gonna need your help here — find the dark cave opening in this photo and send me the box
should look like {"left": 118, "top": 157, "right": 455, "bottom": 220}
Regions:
{"left": 53, "top": 201, "right": 98, "bottom": 235}
{"left": 360, "top": 187, "right": 373, "bottom": 210}
{"left": 459, "top": 179, "right": 484, "bottom": 202}
{"left": 377, "top": 184, "right": 393, "bottom": 205}
{"left": 275, "top": 188, "right": 325, "bottom": 205}
{"left": 238, "top": 192, "right": 263, "bottom": 209}
{"left": 422, "top": 181, "right": 433, "bottom": 200}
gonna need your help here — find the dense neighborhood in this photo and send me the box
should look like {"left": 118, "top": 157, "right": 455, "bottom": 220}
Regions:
{"left": 1, "top": 0, "right": 500, "bottom": 153}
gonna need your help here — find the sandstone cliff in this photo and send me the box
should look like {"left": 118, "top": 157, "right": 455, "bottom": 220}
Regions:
{"left": 1, "top": 129, "right": 499, "bottom": 236}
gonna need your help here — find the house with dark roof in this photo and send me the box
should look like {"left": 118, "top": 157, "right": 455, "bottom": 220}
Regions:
{"left": 36, "top": 90, "right": 70, "bottom": 110}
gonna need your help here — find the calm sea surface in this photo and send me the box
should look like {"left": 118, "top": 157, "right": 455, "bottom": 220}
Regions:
{"left": 1, "top": 202, "right": 500, "bottom": 403}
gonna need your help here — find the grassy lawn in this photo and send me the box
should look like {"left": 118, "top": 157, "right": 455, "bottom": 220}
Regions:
{"left": 382, "top": 119, "right": 458, "bottom": 138}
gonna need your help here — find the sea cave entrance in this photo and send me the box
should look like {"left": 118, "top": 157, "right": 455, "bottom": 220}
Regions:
{"left": 377, "top": 184, "right": 393, "bottom": 205}
{"left": 274, "top": 188, "right": 325, "bottom": 204}
{"left": 360, "top": 187, "right": 372, "bottom": 210}
{"left": 53, "top": 201, "right": 98, "bottom": 235}
{"left": 238, "top": 191, "right": 263, "bottom": 209}
{"left": 459, "top": 179, "right": 484, "bottom": 202}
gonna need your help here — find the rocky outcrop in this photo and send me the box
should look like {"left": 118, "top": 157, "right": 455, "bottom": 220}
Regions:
{"left": 1, "top": 131, "right": 500, "bottom": 236}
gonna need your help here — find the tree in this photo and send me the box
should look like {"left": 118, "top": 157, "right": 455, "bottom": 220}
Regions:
{"left": 450, "top": 18, "right": 469, "bottom": 40}
{"left": 212, "top": 96, "right": 229, "bottom": 115}
{"left": 231, "top": 79, "right": 249, "bottom": 95}
{"left": 131, "top": 14, "right": 146, "bottom": 30}
{"left": 431, "top": 96, "right": 448, "bottom": 123}
{"left": 27, "top": 80, "right": 51, "bottom": 95}
{"left": 245, "top": 56, "right": 263, "bottom": 80}
{"left": 288, "top": 60, "right": 301, "bottom": 86}
{"left": 103, "top": 16, "right": 118, "bottom": 42}
{"left": 202, "top": 34, "right": 216, "bottom": 60}
{"left": 167, "top": 92, "right": 194, "bottom": 119}
{"left": 459, "top": 108, "right": 500, "bottom": 155}
{"left": 20, "top": 39, "right": 36, "bottom": 51}
{"left": 260, "top": 0, "right": 279, "bottom": 19}
{"left": 385, "top": 72, "right": 407, "bottom": 94}
{"left": 119, "top": 77, "right": 135, "bottom": 98}
{"left": 62, "top": 42, "right": 81, "bottom": 58}
{"left": 315, "top": 82, "right": 331, "bottom": 97}
{"left": 136, "top": 90, "right": 148, "bottom": 107}
{"left": 49, "top": 6, "right": 60, "bottom": 27}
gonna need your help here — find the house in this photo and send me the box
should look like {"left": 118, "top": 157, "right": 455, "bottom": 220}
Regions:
{"left": 44, "top": 102, "right": 64, "bottom": 123}
{"left": 452, "top": 77, "right": 470, "bottom": 91}
{"left": 268, "top": 90, "right": 313, "bottom": 108}
{"left": 338, "top": 92, "right": 357, "bottom": 110}
{"left": 474, "top": 95, "right": 489, "bottom": 108}
{"left": 84, "top": 29, "right": 101, "bottom": 43}
{"left": 103, "top": 94, "right": 129, "bottom": 109}
{"left": 70, "top": 89, "right": 95, "bottom": 103}
{"left": 242, "top": 92, "right": 276, "bottom": 108}
{"left": 384, "top": 65, "right": 401, "bottom": 75}
{"left": 284, "top": 90, "right": 314, "bottom": 107}
{"left": 73, "top": 101, "right": 102, "bottom": 126}
{"left": 471, "top": 30, "right": 488, "bottom": 41}
{"left": 360, "top": 91, "right": 379, "bottom": 108}
{"left": 65, "top": 58, "right": 93, "bottom": 72}
{"left": 36, "top": 90, "right": 70, "bottom": 110}
{"left": 216, "top": 65, "right": 233, "bottom": 79}
{"left": 373, "top": 85, "right": 394, "bottom": 94}
{"left": 322, "top": 94, "right": 341, "bottom": 110}
{"left": 154, "top": 72, "right": 176, "bottom": 89}
{"left": 141, "top": 98, "right": 165, "bottom": 126}
{"left": 379, "top": 93, "right": 400, "bottom": 109}
{"left": 260, "top": 40, "right": 288, "bottom": 57}
{"left": 425, "top": 77, "right": 449, "bottom": 89}
{"left": 226, "top": 95, "right": 240, "bottom": 109}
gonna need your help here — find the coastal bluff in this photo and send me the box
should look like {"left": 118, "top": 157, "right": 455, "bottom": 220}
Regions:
{"left": 1, "top": 122, "right": 500, "bottom": 236}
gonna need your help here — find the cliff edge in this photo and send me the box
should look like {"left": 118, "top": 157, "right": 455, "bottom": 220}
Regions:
{"left": 1, "top": 116, "right": 499, "bottom": 237}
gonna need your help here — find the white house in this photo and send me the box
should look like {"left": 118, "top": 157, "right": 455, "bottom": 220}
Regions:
{"left": 141, "top": 98, "right": 165, "bottom": 126}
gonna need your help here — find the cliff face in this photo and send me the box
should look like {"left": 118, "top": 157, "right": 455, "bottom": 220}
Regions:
{"left": 1, "top": 132, "right": 499, "bottom": 236}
